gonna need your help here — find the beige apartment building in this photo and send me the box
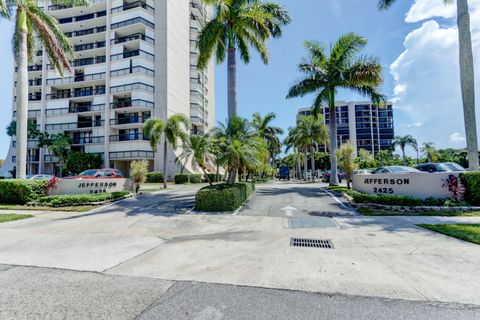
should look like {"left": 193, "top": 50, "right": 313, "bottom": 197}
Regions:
{"left": 0, "top": 0, "right": 215, "bottom": 178}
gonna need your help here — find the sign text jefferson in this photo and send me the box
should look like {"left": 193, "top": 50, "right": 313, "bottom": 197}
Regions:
{"left": 363, "top": 178, "right": 410, "bottom": 185}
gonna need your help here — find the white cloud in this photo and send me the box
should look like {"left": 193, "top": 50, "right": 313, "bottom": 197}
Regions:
{"left": 391, "top": 0, "right": 480, "bottom": 149}
{"left": 405, "top": 0, "right": 456, "bottom": 23}
{"left": 450, "top": 132, "right": 466, "bottom": 143}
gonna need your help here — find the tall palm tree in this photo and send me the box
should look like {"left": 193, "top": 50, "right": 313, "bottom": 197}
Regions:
{"left": 420, "top": 142, "right": 437, "bottom": 162}
{"left": 287, "top": 34, "right": 386, "bottom": 185}
{"left": 291, "top": 115, "right": 329, "bottom": 180}
{"left": 252, "top": 112, "right": 284, "bottom": 164}
{"left": 378, "top": 0, "right": 479, "bottom": 171}
{"left": 197, "top": 0, "right": 290, "bottom": 119}
{"left": 144, "top": 115, "right": 190, "bottom": 189}
{"left": 0, "top": 0, "right": 90, "bottom": 179}
{"left": 284, "top": 129, "right": 302, "bottom": 180}
{"left": 392, "top": 135, "right": 417, "bottom": 165}
{"left": 214, "top": 116, "right": 267, "bottom": 184}
{"left": 179, "top": 134, "right": 215, "bottom": 185}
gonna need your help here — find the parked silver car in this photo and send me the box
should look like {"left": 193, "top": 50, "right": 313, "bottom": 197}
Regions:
{"left": 372, "top": 166, "right": 420, "bottom": 174}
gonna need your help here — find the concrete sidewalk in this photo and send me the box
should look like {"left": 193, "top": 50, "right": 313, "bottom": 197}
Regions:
{"left": 0, "top": 182, "right": 479, "bottom": 307}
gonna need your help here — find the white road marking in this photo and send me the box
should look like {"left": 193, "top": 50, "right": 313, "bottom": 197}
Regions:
{"left": 321, "top": 188, "right": 349, "bottom": 209}
{"left": 281, "top": 206, "right": 298, "bottom": 217}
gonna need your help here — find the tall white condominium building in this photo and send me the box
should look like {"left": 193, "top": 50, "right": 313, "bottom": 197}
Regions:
{"left": 1, "top": 0, "right": 215, "bottom": 177}
{"left": 298, "top": 101, "right": 395, "bottom": 156}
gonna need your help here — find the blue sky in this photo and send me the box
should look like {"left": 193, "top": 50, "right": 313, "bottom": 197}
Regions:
{"left": 1, "top": 0, "right": 479, "bottom": 159}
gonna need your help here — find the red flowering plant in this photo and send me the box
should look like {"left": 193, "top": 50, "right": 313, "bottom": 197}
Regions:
{"left": 442, "top": 175, "right": 465, "bottom": 201}
{"left": 45, "top": 177, "right": 60, "bottom": 194}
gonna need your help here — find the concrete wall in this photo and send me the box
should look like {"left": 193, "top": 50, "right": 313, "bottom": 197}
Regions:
{"left": 352, "top": 172, "right": 462, "bottom": 199}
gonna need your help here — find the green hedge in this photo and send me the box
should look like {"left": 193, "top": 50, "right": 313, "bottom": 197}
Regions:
{"left": 346, "top": 190, "right": 424, "bottom": 207}
{"left": 174, "top": 174, "right": 204, "bottom": 184}
{"left": 146, "top": 172, "right": 164, "bottom": 183}
{"left": 195, "top": 182, "right": 255, "bottom": 211}
{"left": 206, "top": 174, "right": 223, "bottom": 182}
{"left": 0, "top": 180, "right": 47, "bottom": 204}
{"left": 35, "top": 191, "right": 130, "bottom": 207}
{"left": 460, "top": 172, "right": 480, "bottom": 205}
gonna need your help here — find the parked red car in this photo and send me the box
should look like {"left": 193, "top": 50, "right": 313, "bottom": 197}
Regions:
{"left": 64, "top": 169, "right": 124, "bottom": 179}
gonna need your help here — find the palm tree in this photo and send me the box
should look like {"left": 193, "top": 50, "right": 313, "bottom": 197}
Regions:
{"left": 392, "top": 135, "right": 417, "bottom": 165}
{"left": 144, "top": 115, "right": 190, "bottom": 189}
{"left": 197, "top": 0, "right": 291, "bottom": 119}
{"left": 284, "top": 129, "right": 302, "bottom": 180}
{"left": 290, "top": 115, "right": 329, "bottom": 180}
{"left": 6, "top": 120, "right": 39, "bottom": 138}
{"left": 287, "top": 34, "right": 386, "bottom": 185}
{"left": 252, "top": 112, "right": 284, "bottom": 164}
{"left": 378, "top": 0, "right": 479, "bottom": 171}
{"left": 179, "top": 134, "right": 215, "bottom": 185}
{"left": 214, "top": 116, "right": 267, "bottom": 184}
{"left": 0, "top": 0, "right": 90, "bottom": 179}
{"left": 48, "top": 133, "right": 71, "bottom": 177}
{"left": 420, "top": 142, "right": 437, "bottom": 162}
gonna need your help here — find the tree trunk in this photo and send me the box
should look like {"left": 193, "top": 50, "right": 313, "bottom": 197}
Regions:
{"left": 402, "top": 148, "right": 406, "bottom": 165}
{"left": 202, "top": 166, "right": 212, "bottom": 186}
{"left": 457, "top": 0, "right": 479, "bottom": 170}
{"left": 227, "top": 48, "right": 237, "bottom": 119}
{"left": 227, "top": 168, "right": 237, "bottom": 185}
{"left": 303, "top": 147, "right": 308, "bottom": 181}
{"left": 296, "top": 149, "right": 301, "bottom": 179}
{"left": 328, "top": 91, "right": 339, "bottom": 185}
{"left": 310, "top": 146, "right": 316, "bottom": 180}
{"left": 216, "top": 163, "right": 219, "bottom": 182}
{"left": 163, "top": 140, "right": 168, "bottom": 189}
{"left": 16, "top": 12, "right": 28, "bottom": 179}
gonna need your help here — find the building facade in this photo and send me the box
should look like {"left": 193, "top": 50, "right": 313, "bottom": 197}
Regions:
{"left": 0, "top": 0, "right": 215, "bottom": 178}
{"left": 298, "top": 101, "right": 394, "bottom": 155}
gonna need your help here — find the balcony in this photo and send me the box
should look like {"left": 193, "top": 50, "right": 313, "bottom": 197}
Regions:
{"left": 13, "top": 110, "right": 41, "bottom": 118}
{"left": 46, "top": 72, "right": 106, "bottom": 86}
{"left": 29, "top": 79, "right": 42, "bottom": 86}
{"left": 111, "top": 66, "right": 155, "bottom": 77}
{"left": 46, "top": 88, "right": 105, "bottom": 100}
{"left": 110, "top": 99, "right": 154, "bottom": 110}
{"left": 72, "top": 136, "right": 105, "bottom": 145}
{"left": 111, "top": 17, "right": 154, "bottom": 30}
{"left": 45, "top": 120, "right": 104, "bottom": 131}
{"left": 111, "top": 1, "right": 155, "bottom": 14}
{"left": 74, "top": 41, "right": 106, "bottom": 52}
{"left": 111, "top": 33, "right": 154, "bottom": 45}
{"left": 110, "top": 82, "right": 154, "bottom": 94}
{"left": 109, "top": 116, "right": 149, "bottom": 126}
{"left": 65, "top": 26, "right": 106, "bottom": 38}
{"left": 109, "top": 133, "right": 149, "bottom": 142}
{"left": 110, "top": 49, "right": 154, "bottom": 61}
{"left": 58, "top": 10, "right": 107, "bottom": 24}
{"left": 44, "top": 155, "right": 59, "bottom": 162}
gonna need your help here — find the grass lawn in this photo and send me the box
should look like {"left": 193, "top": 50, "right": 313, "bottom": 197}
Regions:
{"left": 0, "top": 204, "right": 100, "bottom": 212}
{"left": 0, "top": 213, "right": 33, "bottom": 223}
{"left": 418, "top": 224, "right": 480, "bottom": 245}
{"left": 326, "top": 186, "right": 349, "bottom": 193}
{"left": 358, "top": 207, "right": 480, "bottom": 217}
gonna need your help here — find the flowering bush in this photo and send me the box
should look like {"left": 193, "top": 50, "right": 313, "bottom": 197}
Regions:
{"left": 45, "top": 177, "right": 60, "bottom": 194}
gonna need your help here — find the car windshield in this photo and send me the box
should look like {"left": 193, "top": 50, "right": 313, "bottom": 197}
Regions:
{"left": 79, "top": 170, "right": 98, "bottom": 176}
{"left": 444, "top": 163, "right": 465, "bottom": 171}
{"left": 433, "top": 164, "right": 450, "bottom": 172}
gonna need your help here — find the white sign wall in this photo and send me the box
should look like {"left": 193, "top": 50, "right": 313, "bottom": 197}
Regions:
{"left": 48, "top": 178, "right": 133, "bottom": 196}
{"left": 352, "top": 172, "right": 462, "bottom": 199}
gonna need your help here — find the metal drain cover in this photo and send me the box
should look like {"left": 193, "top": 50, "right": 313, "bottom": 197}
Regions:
{"left": 290, "top": 238, "right": 334, "bottom": 249}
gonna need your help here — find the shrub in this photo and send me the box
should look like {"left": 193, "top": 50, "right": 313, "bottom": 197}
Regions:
{"left": 195, "top": 182, "right": 255, "bottom": 211}
{"left": 174, "top": 174, "right": 189, "bottom": 184}
{"left": 346, "top": 190, "right": 423, "bottom": 207}
{"left": 130, "top": 160, "right": 149, "bottom": 194}
{"left": 146, "top": 172, "right": 164, "bottom": 183}
{"left": 35, "top": 191, "right": 130, "bottom": 206}
{"left": 460, "top": 172, "right": 480, "bottom": 205}
{"left": 0, "top": 179, "right": 47, "bottom": 204}
{"left": 174, "top": 174, "right": 203, "bottom": 184}
{"left": 206, "top": 174, "right": 223, "bottom": 182}
{"left": 189, "top": 174, "right": 203, "bottom": 183}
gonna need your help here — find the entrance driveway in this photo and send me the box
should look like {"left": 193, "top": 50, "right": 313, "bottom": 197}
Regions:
{"left": 0, "top": 182, "right": 479, "bottom": 308}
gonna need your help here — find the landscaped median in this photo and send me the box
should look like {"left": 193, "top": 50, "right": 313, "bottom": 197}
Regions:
{"left": 418, "top": 224, "right": 480, "bottom": 245}
{"left": 31, "top": 191, "right": 131, "bottom": 207}
{"left": 195, "top": 181, "right": 255, "bottom": 211}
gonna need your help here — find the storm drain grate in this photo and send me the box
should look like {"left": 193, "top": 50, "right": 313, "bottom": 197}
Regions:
{"left": 290, "top": 238, "right": 334, "bottom": 249}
